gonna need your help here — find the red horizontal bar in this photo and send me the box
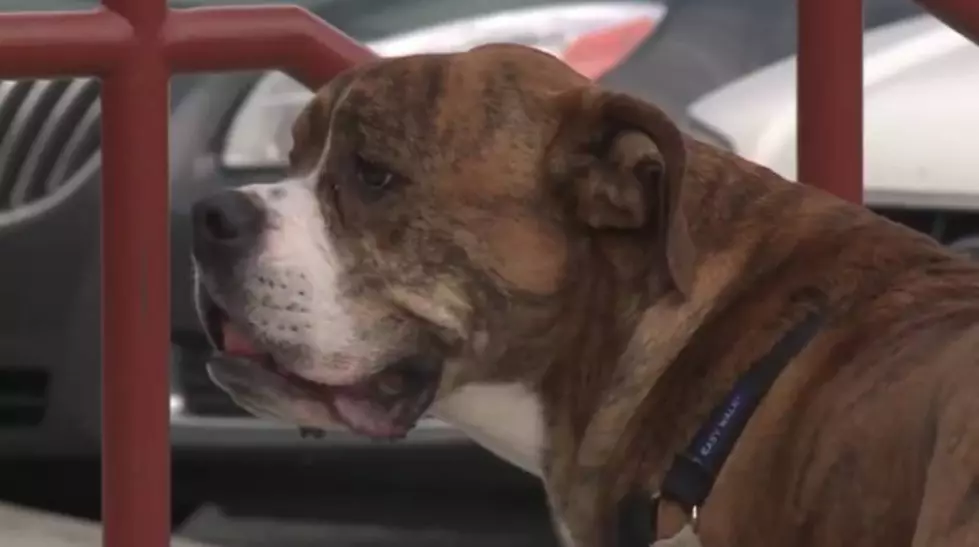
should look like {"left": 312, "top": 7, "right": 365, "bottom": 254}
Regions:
{"left": 0, "top": 9, "right": 132, "bottom": 77}
{"left": 797, "top": 0, "right": 864, "bottom": 204}
{"left": 917, "top": 0, "right": 979, "bottom": 45}
{"left": 165, "top": 6, "right": 376, "bottom": 88}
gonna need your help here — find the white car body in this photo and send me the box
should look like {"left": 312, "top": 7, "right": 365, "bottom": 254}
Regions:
{"left": 688, "top": 14, "right": 979, "bottom": 211}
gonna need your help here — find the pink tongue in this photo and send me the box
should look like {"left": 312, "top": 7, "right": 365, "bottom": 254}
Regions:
{"left": 222, "top": 324, "right": 262, "bottom": 357}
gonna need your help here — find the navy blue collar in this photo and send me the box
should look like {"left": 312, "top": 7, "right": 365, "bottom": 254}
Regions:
{"left": 617, "top": 309, "right": 825, "bottom": 545}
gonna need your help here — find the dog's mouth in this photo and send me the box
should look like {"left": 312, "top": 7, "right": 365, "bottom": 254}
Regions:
{"left": 200, "top": 293, "right": 441, "bottom": 439}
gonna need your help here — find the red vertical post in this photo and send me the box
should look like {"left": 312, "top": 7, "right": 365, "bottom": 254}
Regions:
{"left": 797, "top": 0, "right": 864, "bottom": 204}
{"left": 100, "top": 0, "right": 171, "bottom": 545}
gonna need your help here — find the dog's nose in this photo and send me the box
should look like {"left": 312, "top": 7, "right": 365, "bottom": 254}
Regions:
{"left": 191, "top": 190, "right": 265, "bottom": 263}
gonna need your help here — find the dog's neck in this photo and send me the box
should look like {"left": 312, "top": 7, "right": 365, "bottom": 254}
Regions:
{"left": 432, "top": 141, "right": 929, "bottom": 489}
{"left": 427, "top": 141, "right": 966, "bottom": 547}
{"left": 429, "top": 144, "right": 781, "bottom": 475}
{"left": 534, "top": 139, "right": 949, "bottom": 491}
{"left": 429, "top": 227, "right": 662, "bottom": 477}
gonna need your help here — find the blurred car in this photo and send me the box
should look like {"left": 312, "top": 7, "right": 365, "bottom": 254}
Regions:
{"left": 0, "top": 0, "right": 936, "bottom": 476}
{"left": 600, "top": 0, "right": 926, "bottom": 127}
{"left": 686, "top": 13, "right": 979, "bottom": 259}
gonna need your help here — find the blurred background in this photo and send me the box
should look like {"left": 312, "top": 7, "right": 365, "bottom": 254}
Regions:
{"left": 1, "top": 0, "right": 977, "bottom": 545}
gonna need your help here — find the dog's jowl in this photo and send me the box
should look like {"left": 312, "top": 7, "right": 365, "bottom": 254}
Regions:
{"left": 191, "top": 44, "right": 979, "bottom": 547}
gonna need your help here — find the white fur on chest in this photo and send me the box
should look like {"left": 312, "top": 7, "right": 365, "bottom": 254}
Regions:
{"left": 432, "top": 382, "right": 545, "bottom": 476}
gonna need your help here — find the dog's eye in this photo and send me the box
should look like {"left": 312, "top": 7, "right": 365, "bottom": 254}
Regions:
{"left": 355, "top": 155, "right": 396, "bottom": 192}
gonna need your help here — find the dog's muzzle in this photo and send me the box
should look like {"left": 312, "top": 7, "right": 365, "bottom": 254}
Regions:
{"left": 194, "top": 275, "right": 443, "bottom": 438}
{"left": 190, "top": 190, "right": 444, "bottom": 439}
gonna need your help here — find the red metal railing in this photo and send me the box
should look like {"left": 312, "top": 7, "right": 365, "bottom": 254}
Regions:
{"left": 0, "top": 2, "right": 374, "bottom": 546}
{"left": 0, "top": 0, "right": 974, "bottom": 545}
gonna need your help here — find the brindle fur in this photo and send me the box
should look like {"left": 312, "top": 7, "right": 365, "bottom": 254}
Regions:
{"left": 257, "top": 45, "right": 979, "bottom": 546}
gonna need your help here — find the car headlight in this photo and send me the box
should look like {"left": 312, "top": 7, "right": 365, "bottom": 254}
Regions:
{"left": 222, "top": 1, "right": 666, "bottom": 170}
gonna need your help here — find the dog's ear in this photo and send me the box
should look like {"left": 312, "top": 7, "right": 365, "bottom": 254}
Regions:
{"left": 547, "top": 87, "right": 695, "bottom": 297}
{"left": 288, "top": 97, "right": 329, "bottom": 174}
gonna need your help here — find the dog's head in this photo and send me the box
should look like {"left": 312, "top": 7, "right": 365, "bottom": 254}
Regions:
{"left": 191, "top": 44, "right": 695, "bottom": 438}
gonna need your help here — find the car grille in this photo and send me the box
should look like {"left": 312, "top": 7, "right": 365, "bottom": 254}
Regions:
{"left": 0, "top": 368, "right": 49, "bottom": 427}
{"left": 0, "top": 78, "right": 101, "bottom": 212}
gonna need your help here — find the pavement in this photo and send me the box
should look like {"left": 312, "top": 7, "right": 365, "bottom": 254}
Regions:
{"left": 0, "top": 503, "right": 214, "bottom": 547}
{"left": 1, "top": 496, "right": 558, "bottom": 547}
{"left": 177, "top": 500, "right": 557, "bottom": 547}
{"left": 0, "top": 453, "right": 557, "bottom": 547}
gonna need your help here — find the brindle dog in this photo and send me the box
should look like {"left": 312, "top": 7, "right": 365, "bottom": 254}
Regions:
{"left": 190, "top": 44, "right": 979, "bottom": 547}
